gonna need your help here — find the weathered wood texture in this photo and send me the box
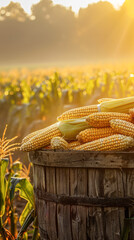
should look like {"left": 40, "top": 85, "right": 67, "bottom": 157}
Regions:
{"left": 30, "top": 150, "right": 134, "bottom": 240}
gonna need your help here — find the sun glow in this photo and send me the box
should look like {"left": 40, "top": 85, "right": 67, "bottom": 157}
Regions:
{"left": 124, "top": 0, "right": 134, "bottom": 18}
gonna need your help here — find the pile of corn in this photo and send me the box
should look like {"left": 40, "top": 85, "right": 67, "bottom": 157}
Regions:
{"left": 21, "top": 96, "right": 134, "bottom": 152}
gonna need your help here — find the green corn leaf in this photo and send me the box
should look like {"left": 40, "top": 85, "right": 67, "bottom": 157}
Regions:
{"left": 17, "top": 209, "right": 35, "bottom": 240}
{"left": 32, "top": 227, "right": 39, "bottom": 240}
{"left": 22, "top": 232, "right": 28, "bottom": 240}
{"left": 121, "top": 222, "right": 130, "bottom": 240}
{"left": 13, "top": 173, "right": 20, "bottom": 178}
{"left": 0, "top": 158, "right": 9, "bottom": 217}
{"left": 12, "top": 161, "right": 23, "bottom": 173}
{"left": 121, "top": 217, "right": 134, "bottom": 240}
{"left": 20, "top": 202, "right": 33, "bottom": 226}
{"left": 32, "top": 217, "right": 39, "bottom": 240}
{"left": 6, "top": 165, "right": 21, "bottom": 201}
{"left": 10, "top": 177, "right": 34, "bottom": 207}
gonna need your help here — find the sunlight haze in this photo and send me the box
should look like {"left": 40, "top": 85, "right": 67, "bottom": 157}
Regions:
{"left": 0, "top": 0, "right": 125, "bottom": 14}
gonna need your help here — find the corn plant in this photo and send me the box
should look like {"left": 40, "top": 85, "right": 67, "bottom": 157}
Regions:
{"left": 0, "top": 126, "right": 39, "bottom": 240}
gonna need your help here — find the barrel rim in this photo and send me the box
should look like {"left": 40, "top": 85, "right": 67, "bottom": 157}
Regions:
{"left": 29, "top": 150, "right": 134, "bottom": 168}
{"left": 32, "top": 149, "right": 134, "bottom": 153}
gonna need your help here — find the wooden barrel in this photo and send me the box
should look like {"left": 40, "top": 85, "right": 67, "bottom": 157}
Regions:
{"left": 29, "top": 150, "right": 134, "bottom": 240}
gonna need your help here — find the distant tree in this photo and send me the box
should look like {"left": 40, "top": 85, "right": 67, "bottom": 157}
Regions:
{"left": 0, "top": 2, "right": 28, "bottom": 21}
{"left": 77, "top": 2, "right": 118, "bottom": 58}
{"left": 32, "top": 0, "right": 53, "bottom": 20}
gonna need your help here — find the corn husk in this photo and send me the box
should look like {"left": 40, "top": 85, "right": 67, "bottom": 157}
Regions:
{"left": 57, "top": 118, "right": 90, "bottom": 141}
{"left": 99, "top": 96, "right": 134, "bottom": 113}
{"left": 97, "top": 98, "right": 114, "bottom": 103}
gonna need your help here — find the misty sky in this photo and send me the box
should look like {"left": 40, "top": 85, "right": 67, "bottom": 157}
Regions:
{"left": 0, "top": 0, "right": 125, "bottom": 14}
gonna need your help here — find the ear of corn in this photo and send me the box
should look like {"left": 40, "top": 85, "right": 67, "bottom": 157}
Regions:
{"left": 58, "top": 118, "right": 90, "bottom": 141}
{"left": 74, "top": 134, "right": 134, "bottom": 151}
{"left": 86, "top": 112, "right": 132, "bottom": 127}
{"left": 77, "top": 127, "right": 115, "bottom": 143}
{"left": 51, "top": 137, "right": 69, "bottom": 150}
{"left": 57, "top": 105, "right": 98, "bottom": 121}
{"left": 22, "top": 129, "right": 43, "bottom": 144}
{"left": 21, "top": 123, "right": 62, "bottom": 152}
{"left": 58, "top": 96, "right": 134, "bottom": 120}
{"left": 110, "top": 119, "right": 134, "bottom": 137}
{"left": 100, "top": 96, "right": 134, "bottom": 113}
{"left": 68, "top": 141, "right": 81, "bottom": 149}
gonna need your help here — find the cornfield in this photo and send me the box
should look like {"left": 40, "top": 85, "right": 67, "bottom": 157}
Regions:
{"left": 0, "top": 66, "right": 134, "bottom": 141}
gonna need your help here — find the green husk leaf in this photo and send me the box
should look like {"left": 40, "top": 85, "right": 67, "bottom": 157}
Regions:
{"left": 100, "top": 96, "right": 134, "bottom": 113}
{"left": 57, "top": 118, "right": 90, "bottom": 140}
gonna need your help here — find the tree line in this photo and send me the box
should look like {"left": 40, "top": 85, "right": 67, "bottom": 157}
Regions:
{"left": 0, "top": 0, "right": 134, "bottom": 64}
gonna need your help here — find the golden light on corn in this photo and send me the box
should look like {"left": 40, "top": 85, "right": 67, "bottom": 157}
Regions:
{"left": 86, "top": 112, "right": 132, "bottom": 127}
{"left": 51, "top": 137, "right": 69, "bottom": 150}
{"left": 21, "top": 123, "right": 61, "bottom": 152}
{"left": 57, "top": 105, "right": 98, "bottom": 121}
{"left": 77, "top": 127, "right": 115, "bottom": 143}
{"left": 74, "top": 134, "right": 134, "bottom": 151}
{"left": 110, "top": 119, "right": 134, "bottom": 138}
